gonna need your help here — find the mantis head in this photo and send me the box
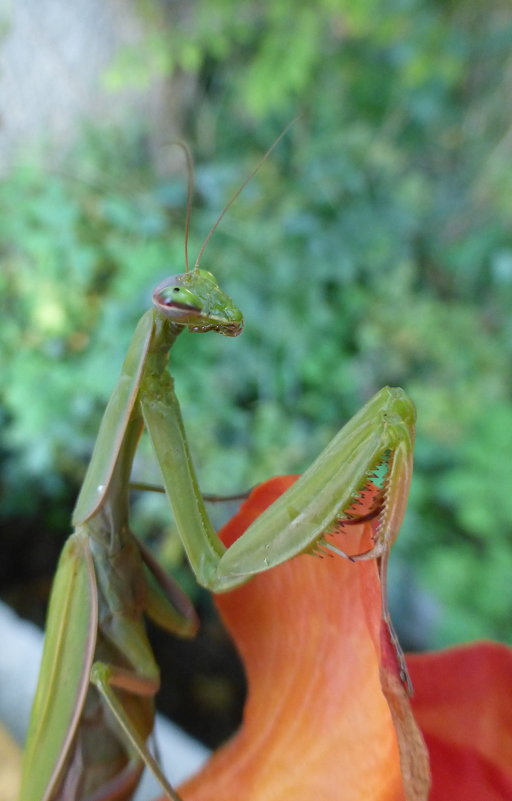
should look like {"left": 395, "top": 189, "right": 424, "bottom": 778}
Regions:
{"left": 152, "top": 121, "right": 300, "bottom": 338}
{"left": 152, "top": 269, "right": 244, "bottom": 336}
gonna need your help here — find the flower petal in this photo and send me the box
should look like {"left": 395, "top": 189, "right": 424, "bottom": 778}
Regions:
{"left": 408, "top": 642, "right": 512, "bottom": 801}
{"left": 179, "top": 477, "right": 429, "bottom": 801}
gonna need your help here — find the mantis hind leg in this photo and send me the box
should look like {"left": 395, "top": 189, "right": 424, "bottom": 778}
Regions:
{"left": 90, "top": 603, "right": 184, "bottom": 801}
{"left": 90, "top": 658, "right": 183, "bottom": 801}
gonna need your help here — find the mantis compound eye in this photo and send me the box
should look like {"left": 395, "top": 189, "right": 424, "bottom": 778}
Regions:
{"left": 155, "top": 284, "right": 202, "bottom": 311}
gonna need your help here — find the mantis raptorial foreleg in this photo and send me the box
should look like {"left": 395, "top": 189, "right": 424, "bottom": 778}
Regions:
{"left": 141, "top": 365, "right": 414, "bottom": 591}
{"left": 20, "top": 135, "right": 416, "bottom": 801}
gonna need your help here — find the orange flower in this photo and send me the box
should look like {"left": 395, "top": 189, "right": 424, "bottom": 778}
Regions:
{"left": 161, "top": 477, "right": 512, "bottom": 801}
{"left": 177, "top": 476, "right": 429, "bottom": 801}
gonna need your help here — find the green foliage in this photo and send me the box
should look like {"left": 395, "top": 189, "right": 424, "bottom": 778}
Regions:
{"left": 2, "top": 0, "right": 512, "bottom": 648}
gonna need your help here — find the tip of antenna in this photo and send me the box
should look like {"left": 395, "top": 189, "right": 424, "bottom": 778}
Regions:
{"left": 194, "top": 115, "right": 302, "bottom": 269}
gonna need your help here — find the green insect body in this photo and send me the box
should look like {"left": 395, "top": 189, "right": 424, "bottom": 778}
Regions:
{"left": 19, "top": 219, "right": 416, "bottom": 800}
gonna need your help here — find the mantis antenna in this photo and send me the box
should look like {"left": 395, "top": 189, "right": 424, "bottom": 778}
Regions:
{"left": 172, "top": 142, "right": 195, "bottom": 273}
{"left": 193, "top": 115, "right": 302, "bottom": 270}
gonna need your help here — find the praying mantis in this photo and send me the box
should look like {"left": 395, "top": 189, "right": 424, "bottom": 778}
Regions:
{"left": 19, "top": 135, "right": 416, "bottom": 801}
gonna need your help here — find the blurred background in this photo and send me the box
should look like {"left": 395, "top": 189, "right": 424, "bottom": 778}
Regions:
{"left": 1, "top": 0, "right": 512, "bottom": 779}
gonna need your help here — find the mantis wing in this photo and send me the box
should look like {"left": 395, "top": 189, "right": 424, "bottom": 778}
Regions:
{"left": 73, "top": 311, "right": 155, "bottom": 525}
{"left": 19, "top": 533, "right": 98, "bottom": 801}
